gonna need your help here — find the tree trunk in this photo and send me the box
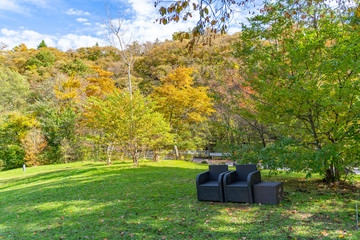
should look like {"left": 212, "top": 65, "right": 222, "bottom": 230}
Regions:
{"left": 153, "top": 149, "right": 159, "bottom": 162}
{"left": 174, "top": 145, "right": 180, "bottom": 160}
{"left": 141, "top": 145, "right": 146, "bottom": 159}
{"left": 128, "top": 62, "right": 132, "bottom": 99}
{"left": 106, "top": 144, "right": 114, "bottom": 165}
{"left": 120, "top": 151, "right": 125, "bottom": 160}
{"left": 133, "top": 153, "right": 138, "bottom": 166}
{"left": 324, "top": 164, "right": 340, "bottom": 183}
{"left": 130, "top": 148, "right": 139, "bottom": 166}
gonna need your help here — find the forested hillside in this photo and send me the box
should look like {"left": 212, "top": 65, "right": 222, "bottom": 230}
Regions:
{"left": 0, "top": 34, "right": 248, "bottom": 169}
{"left": 1, "top": 0, "right": 360, "bottom": 182}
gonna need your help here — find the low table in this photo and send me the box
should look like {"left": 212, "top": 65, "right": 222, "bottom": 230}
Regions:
{"left": 253, "top": 181, "right": 283, "bottom": 204}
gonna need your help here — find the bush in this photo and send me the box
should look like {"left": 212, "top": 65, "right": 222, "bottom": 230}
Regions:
{"left": 0, "top": 144, "right": 25, "bottom": 170}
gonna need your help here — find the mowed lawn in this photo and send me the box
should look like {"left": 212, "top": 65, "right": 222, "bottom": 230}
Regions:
{"left": 0, "top": 160, "right": 359, "bottom": 239}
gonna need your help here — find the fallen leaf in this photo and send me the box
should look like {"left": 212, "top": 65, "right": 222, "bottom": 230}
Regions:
{"left": 321, "top": 231, "right": 329, "bottom": 236}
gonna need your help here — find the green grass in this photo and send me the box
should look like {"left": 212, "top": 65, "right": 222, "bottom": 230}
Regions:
{"left": 0, "top": 160, "right": 359, "bottom": 239}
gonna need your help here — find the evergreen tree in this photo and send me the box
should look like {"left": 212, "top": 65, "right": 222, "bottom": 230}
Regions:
{"left": 37, "top": 40, "right": 47, "bottom": 49}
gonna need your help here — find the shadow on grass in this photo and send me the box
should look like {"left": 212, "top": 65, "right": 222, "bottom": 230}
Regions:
{"left": 0, "top": 162, "right": 359, "bottom": 239}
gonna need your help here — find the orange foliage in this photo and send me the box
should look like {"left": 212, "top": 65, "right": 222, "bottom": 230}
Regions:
{"left": 21, "top": 128, "right": 47, "bottom": 166}
{"left": 152, "top": 67, "right": 215, "bottom": 126}
{"left": 85, "top": 66, "right": 116, "bottom": 98}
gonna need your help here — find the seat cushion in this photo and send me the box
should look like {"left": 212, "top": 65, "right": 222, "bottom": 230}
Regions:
{"left": 199, "top": 181, "right": 219, "bottom": 187}
{"left": 227, "top": 181, "right": 248, "bottom": 188}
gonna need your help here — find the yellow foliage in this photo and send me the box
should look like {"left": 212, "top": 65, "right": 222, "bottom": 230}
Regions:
{"left": 54, "top": 74, "right": 82, "bottom": 106}
{"left": 12, "top": 43, "right": 28, "bottom": 52}
{"left": 152, "top": 67, "right": 215, "bottom": 128}
{"left": 3, "top": 112, "right": 38, "bottom": 141}
{"left": 85, "top": 66, "right": 115, "bottom": 98}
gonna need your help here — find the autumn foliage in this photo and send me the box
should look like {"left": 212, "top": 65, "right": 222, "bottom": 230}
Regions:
{"left": 152, "top": 67, "right": 215, "bottom": 127}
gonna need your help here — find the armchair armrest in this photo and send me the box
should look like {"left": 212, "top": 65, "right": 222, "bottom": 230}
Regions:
{"left": 218, "top": 170, "right": 231, "bottom": 183}
{"left": 246, "top": 170, "right": 261, "bottom": 204}
{"left": 224, "top": 171, "right": 237, "bottom": 185}
{"left": 247, "top": 170, "right": 261, "bottom": 186}
{"left": 196, "top": 171, "right": 210, "bottom": 185}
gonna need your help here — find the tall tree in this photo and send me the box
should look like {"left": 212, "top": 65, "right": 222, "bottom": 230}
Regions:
{"left": 235, "top": 0, "right": 360, "bottom": 182}
{"left": 84, "top": 90, "right": 172, "bottom": 166}
{"left": 106, "top": 10, "right": 138, "bottom": 98}
{"left": 152, "top": 67, "right": 215, "bottom": 155}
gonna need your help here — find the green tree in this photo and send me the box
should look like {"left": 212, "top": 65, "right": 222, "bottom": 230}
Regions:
{"left": 37, "top": 105, "right": 82, "bottom": 164}
{"left": 235, "top": 0, "right": 360, "bottom": 182}
{"left": 37, "top": 40, "right": 47, "bottom": 49}
{"left": 0, "top": 112, "right": 37, "bottom": 170}
{"left": 84, "top": 90, "right": 172, "bottom": 166}
{"left": 60, "top": 58, "right": 88, "bottom": 76}
{"left": 0, "top": 66, "right": 30, "bottom": 113}
{"left": 26, "top": 49, "right": 56, "bottom": 68}
{"left": 85, "top": 90, "right": 171, "bottom": 166}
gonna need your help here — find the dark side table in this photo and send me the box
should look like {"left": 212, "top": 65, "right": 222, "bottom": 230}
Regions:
{"left": 253, "top": 181, "right": 284, "bottom": 204}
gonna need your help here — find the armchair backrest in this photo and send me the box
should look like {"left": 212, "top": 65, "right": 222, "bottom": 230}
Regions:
{"left": 209, "top": 165, "right": 228, "bottom": 181}
{"left": 235, "top": 164, "right": 257, "bottom": 181}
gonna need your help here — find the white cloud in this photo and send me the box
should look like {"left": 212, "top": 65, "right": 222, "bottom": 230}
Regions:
{"left": 1, "top": 28, "right": 19, "bottom": 36}
{"left": 0, "top": 28, "right": 56, "bottom": 49}
{"left": 127, "top": 0, "right": 156, "bottom": 21}
{"left": 25, "top": 0, "right": 49, "bottom": 8}
{"left": 0, "top": 0, "right": 49, "bottom": 12}
{"left": 66, "top": 8, "right": 90, "bottom": 16}
{"left": 0, "top": 28, "right": 105, "bottom": 51}
{"left": 57, "top": 34, "right": 105, "bottom": 50}
{"left": 105, "top": 0, "right": 198, "bottom": 44}
{"left": 0, "top": 0, "right": 21, "bottom": 11}
{"left": 0, "top": 0, "right": 244, "bottom": 52}
{"left": 76, "top": 18, "right": 88, "bottom": 23}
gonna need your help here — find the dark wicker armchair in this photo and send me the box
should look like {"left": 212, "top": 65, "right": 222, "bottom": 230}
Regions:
{"left": 223, "top": 164, "right": 261, "bottom": 203}
{"left": 196, "top": 165, "right": 229, "bottom": 202}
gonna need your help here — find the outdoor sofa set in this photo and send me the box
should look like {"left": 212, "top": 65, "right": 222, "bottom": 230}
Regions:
{"left": 196, "top": 164, "right": 283, "bottom": 204}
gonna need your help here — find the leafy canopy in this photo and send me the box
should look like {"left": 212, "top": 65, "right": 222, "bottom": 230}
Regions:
{"left": 235, "top": 0, "right": 360, "bottom": 181}
{"left": 84, "top": 90, "right": 172, "bottom": 166}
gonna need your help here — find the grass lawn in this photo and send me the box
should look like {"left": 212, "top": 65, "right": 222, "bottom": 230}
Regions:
{"left": 0, "top": 160, "right": 359, "bottom": 239}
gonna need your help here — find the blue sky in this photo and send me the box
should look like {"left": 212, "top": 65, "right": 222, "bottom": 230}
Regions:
{"left": 0, "top": 0, "right": 204, "bottom": 50}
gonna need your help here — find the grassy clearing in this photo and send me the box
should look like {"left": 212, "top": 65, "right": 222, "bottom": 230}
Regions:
{"left": 0, "top": 160, "right": 359, "bottom": 239}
